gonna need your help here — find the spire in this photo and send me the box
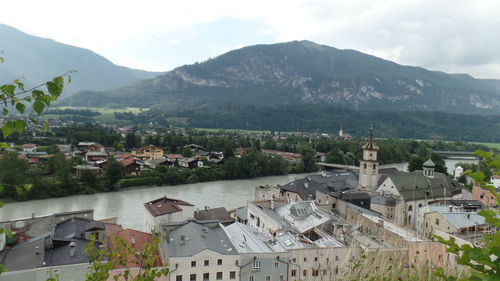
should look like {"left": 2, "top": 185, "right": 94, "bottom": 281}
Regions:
{"left": 363, "top": 124, "right": 377, "bottom": 150}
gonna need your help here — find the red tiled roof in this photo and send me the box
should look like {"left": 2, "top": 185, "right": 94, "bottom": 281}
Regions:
{"left": 108, "top": 229, "right": 162, "bottom": 268}
{"left": 144, "top": 196, "right": 193, "bottom": 217}
{"left": 120, "top": 158, "right": 138, "bottom": 167}
{"left": 22, "top": 143, "right": 37, "bottom": 148}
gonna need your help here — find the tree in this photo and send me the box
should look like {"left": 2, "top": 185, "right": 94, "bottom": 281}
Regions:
{"left": 85, "top": 233, "right": 169, "bottom": 281}
{"left": 0, "top": 53, "right": 71, "bottom": 275}
{"left": 298, "top": 143, "right": 317, "bottom": 173}
{"left": 125, "top": 133, "right": 139, "bottom": 150}
{"left": 434, "top": 150, "right": 499, "bottom": 281}
{"left": 46, "top": 144, "right": 60, "bottom": 154}
{"left": 104, "top": 158, "right": 124, "bottom": 190}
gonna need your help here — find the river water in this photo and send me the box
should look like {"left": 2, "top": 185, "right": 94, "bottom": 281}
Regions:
{"left": 0, "top": 173, "right": 309, "bottom": 231}
{"left": 0, "top": 158, "right": 477, "bottom": 231}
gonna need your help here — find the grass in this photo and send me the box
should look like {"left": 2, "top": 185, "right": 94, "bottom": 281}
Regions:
{"left": 470, "top": 142, "right": 500, "bottom": 150}
{"left": 41, "top": 106, "right": 149, "bottom": 124}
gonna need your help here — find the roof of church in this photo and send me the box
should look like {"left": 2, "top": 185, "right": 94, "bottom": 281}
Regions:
{"left": 423, "top": 159, "right": 436, "bottom": 168}
{"left": 383, "top": 171, "right": 459, "bottom": 201}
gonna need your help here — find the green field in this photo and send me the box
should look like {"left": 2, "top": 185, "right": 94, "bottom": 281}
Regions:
{"left": 470, "top": 142, "right": 500, "bottom": 150}
{"left": 42, "top": 107, "right": 148, "bottom": 123}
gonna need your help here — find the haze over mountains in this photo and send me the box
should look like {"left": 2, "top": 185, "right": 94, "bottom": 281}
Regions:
{"left": 62, "top": 40, "right": 500, "bottom": 115}
{"left": 0, "top": 24, "right": 160, "bottom": 96}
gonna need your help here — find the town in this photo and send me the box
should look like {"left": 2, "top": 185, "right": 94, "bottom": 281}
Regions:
{"left": 0, "top": 123, "right": 498, "bottom": 281}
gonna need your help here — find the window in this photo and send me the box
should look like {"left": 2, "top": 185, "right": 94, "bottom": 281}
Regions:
{"left": 292, "top": 258, "right": 296, "bottom": 263}
{"left": 312, "top": 270, "right": 319, "bottom": 276}
{"left": 216, "top": 272, "right": 223, "bottom": 280}
{"left": 364, "top": 163, "right": 367, "bottom": 169}
{"left": 373, "top": 164, "right": 376, "bottom": 169}
{"left": 436, "top": 218, "right": 440, "bottom": 225}
{"left": 291, "top": 270, "right": 297, "bottom": 277}
{"left": 314, "top": 257, "right": 318, "bottom": 262}
{"left": 274, "top": 261, "right": 279, "bottom": 268}
{"left": 204, "top": 260, "right": 209, "bottom": 266}
{"left": 326, "top": 258, "right": 329, "bottom": 263}
{"left": 265, "top": 276, "right": 271, "bottom": 281}
{"left": 191, "top": 261, "right": 196, "bottom": 268}
{"left": 480, "top": 195, "right": 484, "bottom": 199}
{"left": 408, "top": 205, "right": 413, "bottom": 211}
{"left": 250, "top": 213, "right": 255, "bottom": 219}
{"left": 249, "top": 276, "right": 254, "bottom": 281}
{"left": 176, "top": 275, "right": 183, "bottom": 281}
{"left": 304, "top": 257, "right": 307, "bottom": 262}
{"left": 335, "top": 256, "right": 339, "bottom": 261}
{"left": 203, "top": 273, "right": 209, "bottom": 281}
{"left": 217, "top": 259, "right": 222, "bottom": 265}
{"left": 190, "top": 274, "right": 196, "bottom": 281}
{"left": 230, "top": 271, "right": 236, "bottom": 279}
{"left": 253, "top": 260, "right": 261, "bottom": 269}
{"left": 280, "top": 275, "right": 284, "bottom": 281}
{"left": 303, "top": 270, "right": 307, "bottom": 277}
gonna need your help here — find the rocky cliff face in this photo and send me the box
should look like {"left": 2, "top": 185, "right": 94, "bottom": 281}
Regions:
{"left": 64, "top": 40, "right": 500, "bottom": 114}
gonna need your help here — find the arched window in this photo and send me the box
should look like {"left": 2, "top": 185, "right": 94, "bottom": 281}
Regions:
{"left": 373, "top": 164, "right": 376, "bottom": 170}
{"left": 408, "top": 205, "right": 413, "bottom": 211}
{"left": 364, "top": 163, "right": 367, "bottom": 169}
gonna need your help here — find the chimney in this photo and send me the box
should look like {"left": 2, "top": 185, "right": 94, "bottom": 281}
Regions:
{"left": 131, "top": 234, "right": 136, "bottom": 246}
{"left": 449, "top": 206, "right": 452, "bottom": 213}
{"left": 467, "top": 214, "right": 470, "bottom": 219}
{"left": 205, "top": 206, "right": 210, "bottom": 211}
{"left": 69, "top": 241, "right": 76, "bottom": 257}
{"left": 180, "top": 235, "right": 186, "bottom": 245}
{"left": 270, "top": 198, "right": 275, "bottom": 210}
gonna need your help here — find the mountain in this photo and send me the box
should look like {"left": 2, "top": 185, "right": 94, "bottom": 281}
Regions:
{"left": 0, "top": 24, "right": 161, "bottom": 96}
{"left": 62, "top": 40, "right": 500, "bottom": 114}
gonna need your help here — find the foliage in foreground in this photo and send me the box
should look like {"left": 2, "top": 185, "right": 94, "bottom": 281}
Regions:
{"left": 85, "top": 234, "right": 169, "bottom": 281}
{"left": 435, "top": 150, "right": 499, "bottom": 281}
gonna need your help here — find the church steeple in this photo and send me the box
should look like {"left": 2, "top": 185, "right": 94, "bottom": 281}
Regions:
{"left": 359, "top": 125, "right": 379, "bottom": 190}
{"left": 339, "top": 121, "right": 344, "bottom": 137}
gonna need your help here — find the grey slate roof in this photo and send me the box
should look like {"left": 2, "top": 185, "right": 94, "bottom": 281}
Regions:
{"left": 195, "top": 207, "right": 234, "bottom": 224}
{"left": 233, "top": 206, "right": 248, "bottom": 221}
{"left": 441, "top": 213, "right": 486, "bottom": 230}
{"left": 1, "top": 235, "right": 46, "bottom": 271}
{"left": 280, "top": 171, "right": 358, "bottom": 200}
{"left": 162, "top": 220, "right": 238, "bottom": 258}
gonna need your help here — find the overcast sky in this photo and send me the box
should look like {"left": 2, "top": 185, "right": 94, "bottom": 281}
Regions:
{"left": 2, "top": 0, "right": 500, "bottom": 78}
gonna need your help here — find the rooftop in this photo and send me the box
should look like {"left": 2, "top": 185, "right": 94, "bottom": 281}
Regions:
{"left": 195, "top": 207, "right": 233, "bottom": 224}
{"left": 144, "top": 196, "right": 194, "bottom": 217}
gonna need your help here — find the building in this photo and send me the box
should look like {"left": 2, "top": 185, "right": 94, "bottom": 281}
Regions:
{"left": 144, "top": 197, "right": 195, "bottom": 232}
{"left": 132, "top": 145, "right": 164, "bottom": 160}
{"left": 179, "top": 158, "right": 203, "bottom": 169}
{"left": 370, "top": 194, "right": 397, "bottom": 221}
{"left": 74, "top": 164, "right": 101, "bottom": 177}
{"left": 358, "top": 128, "right": 379, "bottom": 190}
{"left": 0, "top": 210, "right": 104, "bottom": 281}
{"left": 107, "top": 229, "right": 163, "bottom": 269}
{"left": 376, "top": 162, "right": 461, "bottom": 227}
{"left": 491, "top": 174, "right": 500, "bottom": 188}
{"left": 422, "top": 209, "right": 490, "bottom": 242}
{"left": 85, "top": 151, "right": 108, "bottom": 163}
{"left": 21, "top": 143, "right": 37, "bottom": 152}
{"left": 159, "top": 220, "right": 240, "bottom": 281}
{"left": 194, "top": 207, "right": 234, "bottom": 225}
{"left": 471, "top": 183, "right": 498, "bottom": 207}
{"left": 223, "top": 222, "right": 289, "bottom": 281}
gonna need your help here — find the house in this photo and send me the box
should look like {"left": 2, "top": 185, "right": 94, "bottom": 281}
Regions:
{"left": 370, "top": 194, "right": 397, "bottom": 221}
{"left": 165, "top": 154, "right": 183, "bottom": 162}
{"left": 120, "top": 158, "right": 141, "bottom": 176}
{"left": 143, "top": 197, "right": 195, "bottom": 231}
{"left": 74, "top": 164, "right": 101, "bottom": 177}
{"left": 78, "top": 142, "right": 104, "bottom": 152}
{"left": 21, "top": 143, "right": 37, "bottom": 152}
{"left": 159, "top": 220, "right": 240, "bottom": 281}
{"left": 490, "top": 174, "right": 500, "bottom": 188}
{"left": 234, "top": 147, "right": 248, "bottom": 158}
{"left": 132, "top": 145, "right": 164, "bottom": 160}
{"left": 194, "top": 207, "right": 234, "bottom": 225}
{"left": 471, "top": 183, "right": 498, "bottom": 207}
{"left": 422, "top": 209, "right": 490, "bottom": 242}
{"left": 85, "top": 151, "right": 108, "bottom": 163}
{"left": 261, "top": 149, "right": 301, "bottom": 164}
{"left": 107, "top": 229, "right": 162, "bottom": 269}
{"left": 184, "top": 144, "right": 204, "bottom": 151}
{"left": 178, "top": 158, "right": 203, "bottom": 168}
{"left": 146, "top": 158, "right": 175, "bottom": 169}
{"left": 376, "top": 160, "right": 462, "bottom": 227}
{"left": 0, "top": 210, "right": 104, "bottom": 281}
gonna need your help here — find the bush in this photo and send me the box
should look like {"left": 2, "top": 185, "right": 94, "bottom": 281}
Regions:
{"left": 117, "top": 176, "right": 163, "bottom": 188}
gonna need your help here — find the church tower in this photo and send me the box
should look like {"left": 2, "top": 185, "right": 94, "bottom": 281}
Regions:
{"left": 359, "top": 125, "right": 379, "bottom": 190}
{"left": 339, "top": 121, "right": 344, "bottom": 138}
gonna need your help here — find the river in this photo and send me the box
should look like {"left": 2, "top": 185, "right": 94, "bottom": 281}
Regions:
{"left": 0, "top": 158, "right": 477, "bottom": 231}
{"left": 0, "top": 173, "right": 310, "bottom": 231}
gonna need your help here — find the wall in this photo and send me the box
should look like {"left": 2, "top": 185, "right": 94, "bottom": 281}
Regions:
{"left": 247, "top": 203, "right": 283, "bottom": 235}
{"left": 239, "top": 253, "right": 289, "bottom": 281}
{"left": 166, "top": 249, "right": 240, "bottom": 281}
{"left": 0, "top": 263, "right": 89, "bottom": 281}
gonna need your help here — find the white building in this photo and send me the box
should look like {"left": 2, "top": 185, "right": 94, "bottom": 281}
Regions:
{"left": 144, "top": 197, "right": 195, "bottom": 232}
{"left": 160, "top": 220, "right": 240, "bottom": 281}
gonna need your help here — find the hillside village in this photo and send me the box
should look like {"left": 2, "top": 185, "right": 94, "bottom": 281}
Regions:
{"left": 0, "top": 128, "right": 498, "bottom": 281}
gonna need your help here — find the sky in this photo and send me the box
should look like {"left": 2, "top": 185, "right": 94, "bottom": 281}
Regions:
{"left": 2, "top": 0, "right": 500, "bottom": 79}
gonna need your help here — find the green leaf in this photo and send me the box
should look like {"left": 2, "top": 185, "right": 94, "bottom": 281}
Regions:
{"left": 14, "top": 120, "right": 26, "bottom": 133}
{"left": 2, "top": 108, "right": 8, "bottom": 115}
{"left": 15, "top": 102, "right": 25, "bottom": 114}
{"left": 0, "top": 142, "right": 9, "bottom": 149}
{"left": 0, "top": 201, "right": 3, "bottom": 208}
{"left": 15, "top": 186, "right": 23, "bottom": 196}
{"left": 47, "top": 77, "right": 64, "bottom": 96}
{"left": 32, "top": 89, "right": 44, "bottom": 98}
{"left": 23, "top": 184, "right": 33, "bottom": 192}
{"left": 0, "top": 185, "right": 3, "bottom": 193}
{"left": 33, "top": 100, "right": 45, "bottom": 115}
{"left": 0, "top": 84, "right": 15, "bottom": 95}
{"left": 2, "top": 122, "right": 14, "bottom": 138}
